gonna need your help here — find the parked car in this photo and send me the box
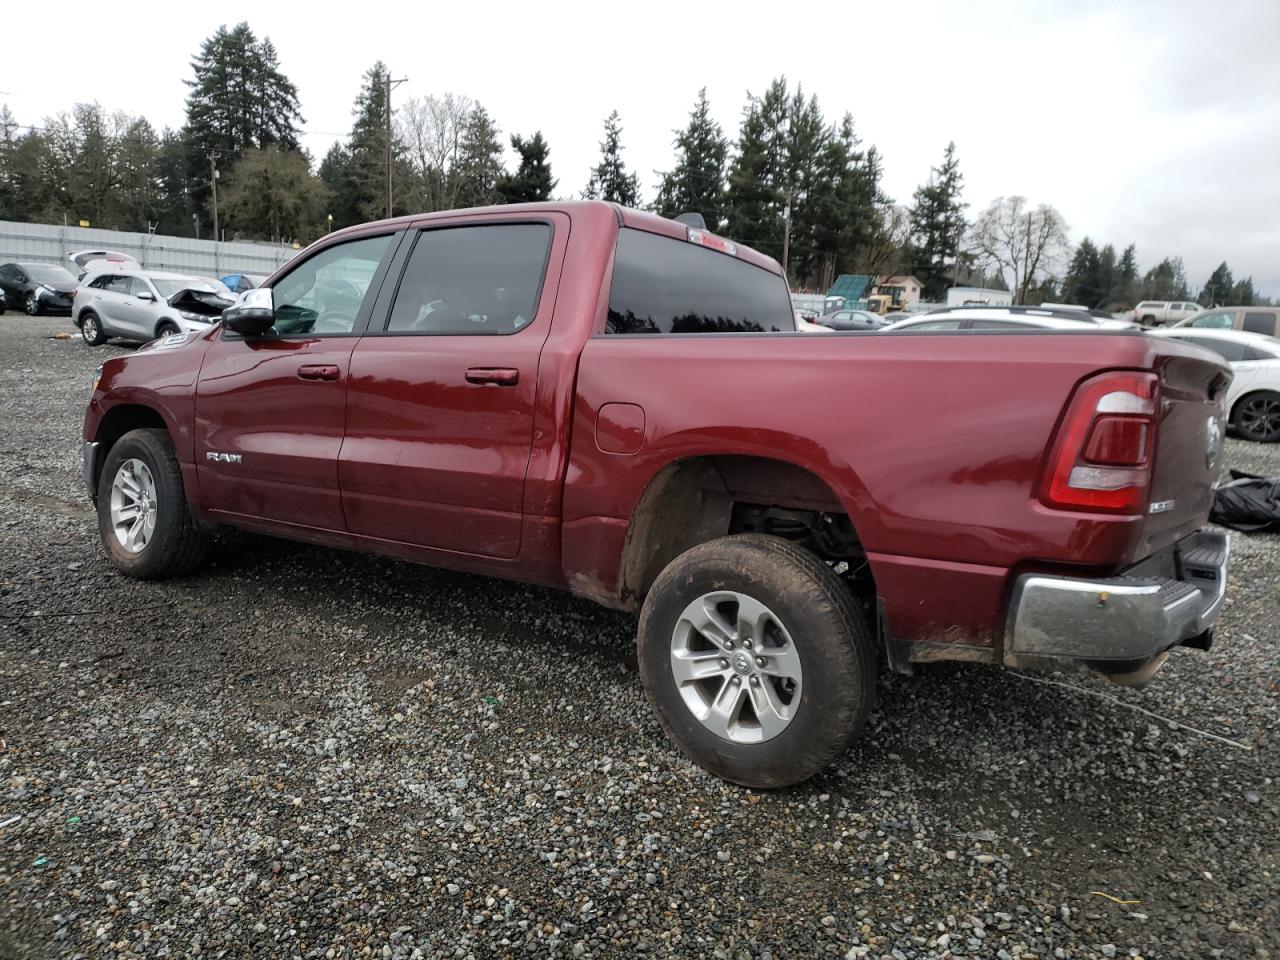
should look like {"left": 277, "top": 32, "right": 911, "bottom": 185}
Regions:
{"left": 1151, "top": 328, "right": 1280, "bottom": 442}
{"left": 816, "top": 309, "right": 884, "bottom": 331}
{"left": 83, "top": 200, "right": 1231, "bottom": 788}
{"left": 794, "top": 312, "right": 831, "bottom": 333}
{"left": 220, "top": 273, "right": 269, "bottom": 295}
{"left": 1172, "top": 305, "right": 1280, "bottom": 338}
{"left": 74, "top": 270, "right": 233, "bottom": 346}
{"left": 882, "top": 306, "right": 1134, "bottom": 332}
{"left": 0, "top": 261, "right": 79, "bottom": 315}
{"left": 1133, "top": 300, "right": 1201, "bottom": 326}
{"left": 67, "top": 249, "right": 141, "bottom": 280}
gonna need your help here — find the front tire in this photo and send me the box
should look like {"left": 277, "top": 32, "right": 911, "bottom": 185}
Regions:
{"left": 81, "top": 311, "right": 106, "bottom": 346}
{"left": 1233, "top": 391, "right": 1280, "bottom": 442}
{"left": 637, "top": 534, "right": 878, "bottom": 788}
{"left": 96, "top": 428, "right": 208, "bottom": 579}
{"left": 24, "top": 292, "right": 40, "bottom": 316}
{"left": 155, "top": 320, "right": 180, "bottom": 338}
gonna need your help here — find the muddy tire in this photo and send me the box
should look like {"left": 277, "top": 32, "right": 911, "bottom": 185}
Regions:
{"left": 96, "top": 428, "right": 208, "bottom": 579}
{"left": 637, "top": 534, "right": 878, "bottom": 788}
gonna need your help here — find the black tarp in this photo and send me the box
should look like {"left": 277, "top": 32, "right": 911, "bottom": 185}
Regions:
{"left": 1210, "top": 470, "right": 1280, "bottom": 533}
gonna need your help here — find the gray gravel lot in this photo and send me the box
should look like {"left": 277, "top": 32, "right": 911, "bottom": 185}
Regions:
{"left": 0, "top": 315, "right": 1276, "bottom": 960}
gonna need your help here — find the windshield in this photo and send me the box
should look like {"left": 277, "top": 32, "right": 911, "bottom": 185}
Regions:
{"left": 26, "top": 264, "right": 76, "bottom": 283}
{"left": 152, "top": 277, "right": 218, "bottom": 298}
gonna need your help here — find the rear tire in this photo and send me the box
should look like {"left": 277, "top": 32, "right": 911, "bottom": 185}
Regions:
{"left": 96, "top": 428, "right": 208, "bottom": 579}
{"left": 80, "top": 311, "right": 106, "bottom": 346}
{"left": 637, "top": 534, "right": 878, "bottom": 788}
{"left": 1233, "top": 390, "right": 1280, "bottom": 443}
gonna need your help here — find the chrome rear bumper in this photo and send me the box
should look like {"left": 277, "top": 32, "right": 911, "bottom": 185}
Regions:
{"left": 1006, "top": 530, "right": 1229, "bottom": 669}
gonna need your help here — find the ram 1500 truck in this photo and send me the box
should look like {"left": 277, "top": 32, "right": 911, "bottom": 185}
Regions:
{"left": 83, "top": 201, "right": 1232, "bottom": 787}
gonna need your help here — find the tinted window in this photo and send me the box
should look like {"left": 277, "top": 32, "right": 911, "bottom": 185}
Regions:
{"left": 386, "top": 224, "right": 551, "bottom": 335}
{"left": 271, "top": 234, "right": 393, "bottom": 335}
{"left": 1181, "top": 336, "right": 1250, "bottom": 362}
{"left": 899, "top": 319, "right": 964, "bottom": 331}
{"left": 1242, "top": 312, "right": 1277, "bottom": 335}
{"left": 606, "top": 228, "right": 793, "bottom": 334}
{"left": 1189, "top": 311, "right": 1234, "bottom": 329}
{"left": 970, "top": 320, "right": 1039, "bottom": 330}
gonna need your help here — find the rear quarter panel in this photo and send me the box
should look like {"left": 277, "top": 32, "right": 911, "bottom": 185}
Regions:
{"left": 563, "top": 330, "right": 1224, "bottom": 647}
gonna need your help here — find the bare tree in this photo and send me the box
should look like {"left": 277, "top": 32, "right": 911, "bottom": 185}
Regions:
{"left": 856, "top": 202, "right": 913, "bottom": 282}
{"left": 396, "top": 92, "right": 473, "bottom": 211}
{"left": 968, "top": 196, "right": 1068, "bottom": 304}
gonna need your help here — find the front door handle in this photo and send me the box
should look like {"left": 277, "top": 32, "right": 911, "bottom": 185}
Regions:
{"left": 465, "top": 367, "right": 519, "bottom": 386}
{"left": 297, "top": 364, "right": 340, "bottom": 382}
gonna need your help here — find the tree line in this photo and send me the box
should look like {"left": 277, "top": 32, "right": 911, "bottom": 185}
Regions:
{"left": 0, "top": 21, "right": 1266, "bottom": 306}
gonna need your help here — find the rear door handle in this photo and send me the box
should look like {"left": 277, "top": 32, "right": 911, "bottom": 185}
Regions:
{"left": 297, "top": 364, "right": 340, "bottom": 382}
{"left": 465, "top": 367, "right": 519, "bottom": 386}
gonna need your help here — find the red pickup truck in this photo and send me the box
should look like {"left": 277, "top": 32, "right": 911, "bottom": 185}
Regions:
{"left": 83, "top": 201, "right": 1231, "bottom": 787}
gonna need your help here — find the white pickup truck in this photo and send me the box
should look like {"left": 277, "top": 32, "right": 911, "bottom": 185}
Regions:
{"left": 1134, "top": 300, "right": 1201, "bottom": 326}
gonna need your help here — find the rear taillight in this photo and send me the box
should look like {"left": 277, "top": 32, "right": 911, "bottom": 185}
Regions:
{"left": 1041, "top": 371, "right": 1158, "bottom": 514}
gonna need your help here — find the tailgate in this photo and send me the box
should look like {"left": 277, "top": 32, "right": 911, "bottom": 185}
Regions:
{"left": 1142, "top": 347, "right": 1231, "bottom": 554}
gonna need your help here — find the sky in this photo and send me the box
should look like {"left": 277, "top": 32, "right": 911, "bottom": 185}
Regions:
{"left": 2, "top": 0, "right": 1277, "bottom": 296}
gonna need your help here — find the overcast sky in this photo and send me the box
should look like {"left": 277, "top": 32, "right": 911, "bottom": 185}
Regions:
{"left": 3, "top": 0, "right": 1277, "bottom": 296}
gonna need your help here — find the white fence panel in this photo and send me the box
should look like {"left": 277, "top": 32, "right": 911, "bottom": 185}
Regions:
{"left": 0, "top": 220, "right": 299, "bottom": 279}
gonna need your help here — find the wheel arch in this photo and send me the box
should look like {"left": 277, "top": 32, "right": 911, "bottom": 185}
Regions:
{"left": 90, "top": 404, "right": 171, "bottom": 492}
{"left": 613, "top": 453, "right": 872, "bottom": 611}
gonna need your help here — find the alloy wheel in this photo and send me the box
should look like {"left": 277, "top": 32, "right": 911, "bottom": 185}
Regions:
{"left": 109, "top": 459, "right": 158, "bottom": 554}
{"left": 669, "top": 591, "right": 803, "bottom": 744}
{"left": 1241, "top": 396, "right": 1280, "bottom": 441}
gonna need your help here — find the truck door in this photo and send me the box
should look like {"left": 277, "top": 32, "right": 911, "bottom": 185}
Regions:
{"left": 338, "top": 213, "right": 568, "bottom": 559}
{"left": 194, "top": 231, "right": 399, "bottom": 531}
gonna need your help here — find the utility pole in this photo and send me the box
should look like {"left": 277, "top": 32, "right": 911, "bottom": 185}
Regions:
{"left": 209, "top": 151, "right": 221, "bottom": 242}
{"left": 781, "top": 190, "right": 792, "bottom": 280}
{"left": 384, "top": 70, "right": 408, "bottom": 218}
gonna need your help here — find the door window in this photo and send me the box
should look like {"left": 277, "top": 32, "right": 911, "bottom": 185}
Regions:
{"left": 970, "top": 320, "right": 1039, "bottom": 329}
{"left": 128, "top": 277, "right": 152, "bottom": 297}
{"left": 385, "top": 223, "right": 552, "bottom": 335}
{"left": 105, "top": 276, "right": 132, "bottom": 295}
{"left": 1242, "top": 312, "right": 1277, "bottom": 335}
{"left": 269, "top": 234, "right": 394, "bottom": 336}
{"left": 1189, "top": 311, "right": 1234, "bottom": 329}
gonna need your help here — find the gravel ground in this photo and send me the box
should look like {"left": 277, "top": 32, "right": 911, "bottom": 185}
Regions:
{"left": 0, "top": 315, "right": 1276, "bottom": 960}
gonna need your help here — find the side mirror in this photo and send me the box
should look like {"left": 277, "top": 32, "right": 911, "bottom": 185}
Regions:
{"left": 222, "top": 287, "right": 275, "bottom": 336}
{"left": 137, "top": 290, "right": 156, "bottom": 302}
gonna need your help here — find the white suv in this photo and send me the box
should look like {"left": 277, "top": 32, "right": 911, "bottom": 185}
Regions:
{"left": 73, "top": 270, "right": 233, "bottom": 346}
{"left": 1133, "top": 300, "right": 1200, "bottom": 326}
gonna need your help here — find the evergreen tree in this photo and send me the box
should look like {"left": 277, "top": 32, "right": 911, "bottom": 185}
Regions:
{"left": 497, "top": 131, "right": 556, "bottom": 203}
{"left": 780, "top": 88, "right": 831, "bottom": 287}
{"left": 319, "top": 142, "right": 361, "bottom": 229}
{"left": 654, "top": 89, "right": 728, "bottom": 230}
{"left": 1202, "top": 261, "right": 1233, "bottom": 305}
{"left": 1062, "top": 237, "right": 1100, "bottom": 306}
{"left": 908, "top": 141, "right": 966, "bottom": 300}
{"left": 115, "top": 118, "right": 163, "bottom": 230}
{"left": 584, "top": 110, "right": 640, "bottom": 207}
{"left": 1096, "top": 244, "right": 1117, "bottom": 307}
{"left": 1113, "top": 243, "right": 1139, "bottom": 306}
{"left": 453, "top": 105, "right": 505, "bottom": 208}
{"left": 1229, "top": 276, "right": 1256, "bottom": 306}
{"left": 723, "top": 79, "right": 789, "bottom": 260}
{"left": 155, "top": 129, "right": 195, "bottom": 236}
{"left": 342, "top": 62, "right": 414, "bottom": 221}
{"left": 1142, "top": 257, "right": 1190, "bottom": 301}
{"left": 182, "top": 23, "right": 303, "bottom": 232}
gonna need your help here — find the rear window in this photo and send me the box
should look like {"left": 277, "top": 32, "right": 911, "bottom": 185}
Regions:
{"left": 1242, "top": 312, "right": 1277, "bottom": 335}
{"left": 1181, "top": 336, "right": 1249, "bottom": 362}
{"left": 605, "top": 228, "right": 794, "bottom": 335}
